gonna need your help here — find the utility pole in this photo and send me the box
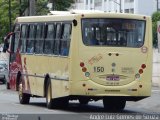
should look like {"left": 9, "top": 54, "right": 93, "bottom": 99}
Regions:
{"left": 19, "top": 0, "right": 22, "bottom": 16}
{"left": 119, "top": 0, "right": 121, "bottom": 13}
{"left": 9, "top": 0, "right": 12, "bottom": 32}
{"left": 112, "top": 0, "right": 122, "bottom": 13}
{"left": 49, "top": 0, "right": 55, "bottom": 10}
{"left": 157, "top": 0, "right": 159, "bottom": 11}
{"left": 29, "top": 0, "right": 36, "bottom": 16}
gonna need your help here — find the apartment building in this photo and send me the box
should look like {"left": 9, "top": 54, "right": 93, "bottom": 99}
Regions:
{"left": 72, "top": 0, "right": 157, "bottom": 16}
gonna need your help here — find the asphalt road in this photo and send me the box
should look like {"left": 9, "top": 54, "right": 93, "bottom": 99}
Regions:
{"left": 0, "top": 84, "right": 160, "bottom": 114}
{"left": 0, "top": 84, "right": 160, "bottom": 120}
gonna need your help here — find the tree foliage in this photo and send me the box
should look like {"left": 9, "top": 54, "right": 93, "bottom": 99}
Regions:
{"left": 53, "top": 0, "right": 75, "bottom": 11}
{"left": 36, "top": 0, "right": 49, "bottom": 15}
{"left": 0, "top": 0, "right": 19, "bottom": 43}
{"left": 152, "top": 11, "right": 160, "bottom": 47}
{"left": 0, "top": 0, "right": 74, "bottom": 44}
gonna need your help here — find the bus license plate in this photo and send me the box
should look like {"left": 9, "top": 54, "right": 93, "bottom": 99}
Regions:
{"left": 106, "top": 75, "right": 120, "bottom": 81}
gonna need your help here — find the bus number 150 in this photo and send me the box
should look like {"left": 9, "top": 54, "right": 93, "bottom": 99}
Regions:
{"left": 94, "top": 67, "right": 104, "bottom": 73}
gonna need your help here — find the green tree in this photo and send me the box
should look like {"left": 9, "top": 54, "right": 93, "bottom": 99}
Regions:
{"left": 36, "top": 0, "right": 49, "bottom": 15}
{"left": 0, "top": 0, "right": 74, "bottom": 44}
{"left": 152, "top": 11, "right": 160, "bottom": 47}
{"left": 19, "top": 0, "right": 29, "bottom": 16}
{"left": 52, "top": 0, "right": 75, "bottom": 11}
{"left": 0, "top": 0, "right": 19, "bottom": 43}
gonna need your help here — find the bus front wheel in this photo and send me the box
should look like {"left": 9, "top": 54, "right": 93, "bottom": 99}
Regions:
{"left": 103, "top": 98, "right": 126, "bottom": 111}
{"left": 18, "top": 77, "right": 30, "bottom": 104}
{"left": 46, "top": 80, "right": 53, "bottom": 109}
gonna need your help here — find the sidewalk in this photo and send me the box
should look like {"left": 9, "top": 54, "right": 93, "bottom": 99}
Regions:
{"left": 152, "top": 48, "right": 160, "bottom": 87}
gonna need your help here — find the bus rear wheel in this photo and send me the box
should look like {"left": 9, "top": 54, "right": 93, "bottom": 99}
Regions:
{"left": 2, "top": 77, "right": 6, "bottom": 84}
{"left": 18, "top": 77, "right": 30, "bottom": 104}
{"left": 79, "top": 98, "right": 89, "bottom": 105}
{"left": 103, "top": 98, "right": 126, "bottom": 111}
{"left": 46, "top": 80, "right": 69, "bottom": 109}
{"left": 46, "top": 80, "right": 53, "bottom": 109}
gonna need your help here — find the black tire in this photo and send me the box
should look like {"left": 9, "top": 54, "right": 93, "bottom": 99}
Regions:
{"left": 16, "top": 84, "right": 19, "bottom": 91}
{"left": 2, "top": 77, "right": 6, "bottom": 84}
{"left": 6, "top": 82, "right": 10, "bottom": 89}
{"left": 103, "top": 98, "right": 126, "bottom": 112}
{"left": 46, "top": 80, "right": 69, "bottom": 109}
{"left": 46, "top": 80, "right": 53, "bottom": 109}
{"left": 79, "top": 98, "right": 89, "bottom": 105}
{"left": 18, "top": 76, "right": 30, "bottom": 104}
{"left": 16, "top": 75, "right": 20, "bottom": 91}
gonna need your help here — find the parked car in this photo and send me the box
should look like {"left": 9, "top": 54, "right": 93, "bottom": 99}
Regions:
{"left": 0, "top": 60, "right": 8, "bottom": 84}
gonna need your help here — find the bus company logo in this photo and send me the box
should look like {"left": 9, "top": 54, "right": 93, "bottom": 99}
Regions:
{"left": 88, "top": 54, "right": 103, "bottom": 65}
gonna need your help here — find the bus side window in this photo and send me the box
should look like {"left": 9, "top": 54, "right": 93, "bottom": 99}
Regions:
{"left": 13, "top": 24, "right": 20, "bottom": 53}
{"left": 35, "top": 24, "right": 44, "bottom": 54}
{"left": 54, "top": 23, "right": 61, "bottom": 55}
{"left": 44, "top": 23, "right": 55, "bottom": 54}
{"left": 60, "top": 23, "right": 71, "bottom": 56}
{"left": 20, "top": 24, "right": 28, "bottom": 53}
{"left": 26, "top": 24, "right": 36, "bottom": 53}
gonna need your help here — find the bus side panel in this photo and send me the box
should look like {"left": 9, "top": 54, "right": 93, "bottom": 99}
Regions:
{"left": 21, "top": 55, "right": 36, "bottom": 95}
{"left": 69, "top": 17, "right": 83, "bottom": 95}
{"left": 51, "top": 80, "right": 69, "bottom": 99}
{"left": 23, "top": 54, "right": 70, "bottom": 97}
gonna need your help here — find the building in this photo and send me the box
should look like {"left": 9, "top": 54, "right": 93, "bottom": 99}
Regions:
{"left": 73, "top": 0, "right": 157, "bottom": 16}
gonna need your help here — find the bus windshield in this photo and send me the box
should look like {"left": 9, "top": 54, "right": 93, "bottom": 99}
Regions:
{"left": 82, "top": 18, "right": 146, "bottom": 47}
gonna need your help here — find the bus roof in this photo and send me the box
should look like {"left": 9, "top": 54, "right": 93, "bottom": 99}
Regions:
{"left": 49, "top": 10, "right": 104, "bottom": 15}
{"left": 15, "top": 10, "right": 150, "bottom": 23}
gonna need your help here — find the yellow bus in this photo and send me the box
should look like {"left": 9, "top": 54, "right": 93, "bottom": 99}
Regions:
{"left": 3, "top": 11, "right": 152, "bottom": 111}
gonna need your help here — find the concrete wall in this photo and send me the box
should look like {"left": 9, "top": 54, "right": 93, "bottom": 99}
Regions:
{"left": 73, "top": 0, "right": 157, "bottom": 16}
{"left": 137, "top": 0, "right": 156, "bottom": 16}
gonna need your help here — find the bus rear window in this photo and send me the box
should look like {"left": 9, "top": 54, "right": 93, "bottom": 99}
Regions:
{"left": 82, "top": 18, "right": 145, "bottom": 48}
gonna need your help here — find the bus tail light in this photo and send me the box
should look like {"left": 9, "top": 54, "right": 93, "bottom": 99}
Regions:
{"left": 80, "top": 62, "right": 90, "bottom": 77}
{"left": 80, "top": 62, "right": 85, "bottom": 67}
{"left": 141, "top": 64, "right": 146, "bottom": 69}
{"left": 139, "top": 69, "right": 143, "bottom": 74}
{"left": 82, "top": 67, "right": 87, "bottom": 72}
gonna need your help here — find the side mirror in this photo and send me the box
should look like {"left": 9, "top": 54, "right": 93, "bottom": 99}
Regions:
{"left": 3, "top": 32, "right": 14, "bottom": 53}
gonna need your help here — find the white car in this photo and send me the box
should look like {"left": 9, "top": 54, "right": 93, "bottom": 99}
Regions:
{"left": 0, "top": 60, "right": 8, "bottom": 84}
{"left": 0, "top": 46, "right": 3, "bottom": 52}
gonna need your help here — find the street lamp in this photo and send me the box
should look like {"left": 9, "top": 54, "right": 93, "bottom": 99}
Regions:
{"left": 111, "top": 0, "right": 122, "bottom": 13}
